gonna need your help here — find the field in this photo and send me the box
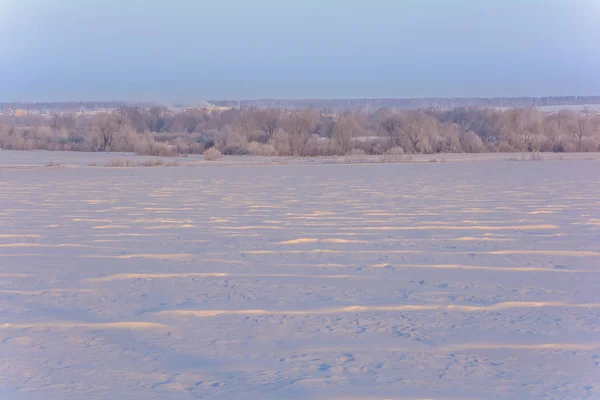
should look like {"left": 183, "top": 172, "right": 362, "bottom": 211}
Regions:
{"left": 1, "top": 151, "right": 599, "bottom": 399}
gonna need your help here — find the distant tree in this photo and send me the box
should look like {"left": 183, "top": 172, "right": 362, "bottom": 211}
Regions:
{"left": 92, "top": 113, "right": 129, "bottom": 151}
{"left": 499, "top": 108, "right": 527, "bottom": 150}
{"left": 522, "top": 109, "right": 543, "bottom": 150}
{"left": 401, "top": 111, "right": 439, "bottom": 153}
{"left": 218, "top": 108, "right": 242, "bottom": 129}
{"left": 437, "top": 122, "right": 463, "bottom": 153}
{"left": 50, "top": 113, "right": 75, "bottom": 132}
{"left": 2, "top": 102, "right": 600, "bottom": 156}
{"left": 169, "top": 109, "right": 205, "bottom": 134}
{"left": 460, "top": 130, "right": 485, "bottom": 153}
{"left": 283, "top": 109, "right": 319, "bottom": 156}
{"left": 118, "top": 106, "right": 147, "bottom": 132}
{"left": 380, "top": 114, "right": 404, "bottom": 147}
{"left": 234, "top": 110, "right": 259, "bottom": 140}
{"left": 542, "top": 115, "right": 562, "bottom": 150}
{"left": 148, "top": 106, "right": 168, "bottom": 132}
{"left": 255, "top": 109, "right": 281, "bottom": 141}
{"left": 574, "top": 116, "right": 593, "bottom": 151}
{"left": 332, "top": 114, "right": 362, "bottom": 153}
{"left": 316, "top": 115, "right": 336, "bottom": 138}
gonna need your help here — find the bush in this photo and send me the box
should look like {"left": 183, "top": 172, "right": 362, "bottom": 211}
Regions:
{"left": 196, "top": 135, "right": 215, "bottom": 149}
{"left": 530, "top": 151, "right": 543, "bottom": 161}
{"left": 107, "top": 159, "right": 136, "bottom": 167}
{"left": 147, "top": 143, "right": 177, "bottom": 157}
{"left": 352, "top": 139, "right": 382, "bottom": 155}
{"left": 271, "top": 129, "right": 292, "bottom": 156}
{"left": 380, "top": 147, "right": 413, "bottom": 163}
{"left": 222, "top": 146, "right": 251, "bottom": 155}
{"left": 553, "top": 142, "right": 566, "bottom": 153}
{"left": 460, "top": 131, "right": 485, "bottom": 153}
{"left": 497, "top": 141, "right": 516, "bottom": 153}
{"left": 581, "top": 137, "right": 599, "bottom": 152}
{"left": 343, "top": 149, "right": 367, "bottom": 163}
{"left": 139, "top": 159, "right": 165, "bottom": 167}
{"left": 246, "top": 142, "right": 278, "bottom": 156}
{"left": 203, "top": 147, "right": 223, "bottom": 161}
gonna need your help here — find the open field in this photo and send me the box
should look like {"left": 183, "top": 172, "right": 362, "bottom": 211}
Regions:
{"left": 1, "top": 149, "right": 600, "bottom": 168}
{"left": 0, "top": 151, "right": 599, "bottom": 399}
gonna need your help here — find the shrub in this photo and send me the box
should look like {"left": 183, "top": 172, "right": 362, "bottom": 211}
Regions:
{"left": 246, "top": 142, "right": 278, "bottom": 156}
{"left": 203, "top": 147, "right": 223, "bottom": 161}
{"left": 352, "top": 138, "right": 382, "bottom": 155}
{"left": 497, "top": 140, "right": 516, "bottom": 153}
{"left": 380, "top": 147, "right": 413, "bottom": 163}
{"left": 553, "top": 142, "right": 566, "bottom": 153}
{"left": 343, "top": 149, "right": 367, "bottom": 163}
{"left": 460, "top": 131, "right": 485, "bottom": 153}
{"left": 530, "top": 151, "right": 543, "bottom": 161}
{"left": 107, "top": 159, "right": 136, "bottom": 167}
{"left": 271, "top": 129, "right": 292, "bottom": 156}
{"left": 139, "top": 159, "right": 164, "bottom": 167}
{"left": 146, "top": 142, "right": 177, "bottom": 157}
{"left": 581, "top": 137, "right": 599, "bottom": 152}
{"left": 222, "top": 146, "right": 251, "bottom": 155}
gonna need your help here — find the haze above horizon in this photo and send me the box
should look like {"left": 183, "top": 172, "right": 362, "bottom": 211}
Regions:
{"left": 1, "top": 0, "right": 599, "bottom": 102}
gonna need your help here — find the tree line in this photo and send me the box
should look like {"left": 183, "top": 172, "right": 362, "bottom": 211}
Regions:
{"left": 209, "top": 96, "right": 600, "bottom": 111}
{"left": 1, "top": 106, "right": 599, "bottom": 156}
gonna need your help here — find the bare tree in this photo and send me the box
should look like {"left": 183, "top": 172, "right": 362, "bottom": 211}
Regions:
{"left": 499, "top": 108, "right": 528, "bottom": 150}
{"left": 402, "top": 111, "right": 439, "bottom": 153}
{"left": 255, "top": 109, "right": 281, "bottom": 141}
{"left": 50, "top": 113, "right": 75, "bottom": 132}
{"left": 119, "top": 106, "right": 147, "bottom": 133}
{"left": 380, "top": 115, "right": 404, "bottom": 147}
{"left": 92, "top": 113, "right": 128, "bottom": 151}
{"left": 283, "top": 109, "right": 319, "bottom": 156}
{"left": 543, "top": 116, "right": 562, "bottom": 150}
{"left": 148, "top": 106, "right": 168, "bottom": 132}
{"left": 234, "top": 110, "right": 259, "bottom": 141}
{"left": 574, "top": 117, "right": 593, "bottom": 151}
{"left": 435, "top": 122, "right": 463, "bottom": 153}
{"left": 2, "top": 103, "right": 599, "bottom": 156}
{"left": 332, "top": 114, "right": 362, "bottom": 153}
{"left": 460, "top": 130, "right": 485, "bottom": 153}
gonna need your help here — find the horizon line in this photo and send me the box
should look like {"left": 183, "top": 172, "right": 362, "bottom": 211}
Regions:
{"left": 2, "top": 94, "right": 600, "bottom": 105}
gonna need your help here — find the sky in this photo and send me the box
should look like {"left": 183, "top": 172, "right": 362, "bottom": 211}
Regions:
{"left": 1, "top": 0, "right": 599, "bottom": 102}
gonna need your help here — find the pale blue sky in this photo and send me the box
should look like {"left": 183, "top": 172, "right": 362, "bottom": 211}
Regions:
{"left": 1, "top": 0, "right": 599, "bottom": 101}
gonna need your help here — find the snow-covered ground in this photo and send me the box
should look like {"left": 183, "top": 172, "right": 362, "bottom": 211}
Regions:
{"left": 0, "top": 152, "right": 599, "bottom": 399}
{"left": 0, "top": 149, "right": 599, "bottom": 167}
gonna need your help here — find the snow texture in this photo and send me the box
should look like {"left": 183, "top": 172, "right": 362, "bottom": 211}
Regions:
{"left": 0, "top": 151, "right": 599, "bottom": 399}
